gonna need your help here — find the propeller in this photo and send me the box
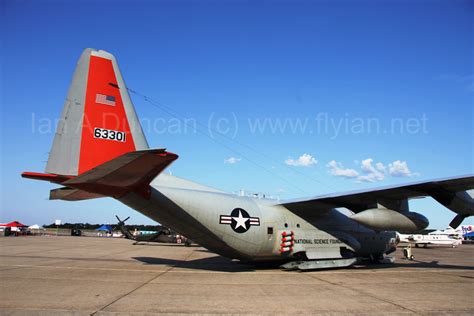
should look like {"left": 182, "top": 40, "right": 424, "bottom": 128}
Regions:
{"left": 449, "top": 214, "right": 468, "bottom": 229}
{"left": 115, "top": 215, "right": 130, "bottom": 226}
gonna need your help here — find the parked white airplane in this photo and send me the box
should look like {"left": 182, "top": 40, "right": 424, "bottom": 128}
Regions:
{"left": 430, "top": 225, "right": 474, "bottom": 239}
{"left": 397, "top": 232, "right": 462, "bottom": 248}
{"left": 22, "top": 49, "right": 474, "bottom": 270}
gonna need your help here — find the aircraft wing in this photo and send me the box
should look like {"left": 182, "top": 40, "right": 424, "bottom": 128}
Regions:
{"left": 279, "top": 175, "right": 474, "bottom": 228}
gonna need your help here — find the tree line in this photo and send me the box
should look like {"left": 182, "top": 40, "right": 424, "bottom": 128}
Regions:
{"left": 43, "top": 222, "right": 165, "bottom": 231}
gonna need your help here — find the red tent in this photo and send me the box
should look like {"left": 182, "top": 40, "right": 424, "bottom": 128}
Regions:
{"left": 4, "top": 221, "right": 27, "bottom": 227}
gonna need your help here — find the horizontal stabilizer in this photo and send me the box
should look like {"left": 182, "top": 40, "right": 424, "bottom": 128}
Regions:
{"left": 23, "top": 149, "right": 178, "bottom": 199}
{"left": 21, "top": 172, "right": 73, "bottom": 184}
{"left": 50, "top": 187, "right": 105, "bottom": 201}
{"left": 62, "top": 149, "right": 178, "bottom": 198}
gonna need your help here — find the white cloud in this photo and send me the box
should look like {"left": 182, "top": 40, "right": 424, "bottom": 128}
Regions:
{"left": 357, "top": 174, "right": 383, "bottom": 183}
{"left": 285, "top": 153, "right": 318, "bottom": 167}
{"left": 388, "top": 160, "right": 414, "bottom": 177}
{"left": 357, "top": 158, "right": 385, "bottom": 182}
{"left": 327, "top": 160, "right": 359, "bottom": 178}
{"left": 224, "top": 157, "right": 241, "bottom": 164}
{"left": 327, "top": 157, "right": 418, "bottom": 182}
{"left": 375, "top": 162, "right": 386, "bottom": 172}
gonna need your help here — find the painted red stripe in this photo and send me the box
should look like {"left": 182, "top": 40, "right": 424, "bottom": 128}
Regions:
{"left": 79, "top": 55, "right": 136, "bottom": 174}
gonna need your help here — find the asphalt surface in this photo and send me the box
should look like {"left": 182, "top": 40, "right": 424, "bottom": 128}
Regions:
{"left": 0, "top": 236, "right": 473, "bottom": 315}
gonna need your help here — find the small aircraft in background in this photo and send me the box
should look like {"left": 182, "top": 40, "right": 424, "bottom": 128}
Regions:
{"left": 397, "top": 232, "right": 462, "bottom": 248}
{"left": 115, "top": 215, "right": 192, "bottom": 246}
{"left": 428, "top": 225, "right": 473, "bottom": 240}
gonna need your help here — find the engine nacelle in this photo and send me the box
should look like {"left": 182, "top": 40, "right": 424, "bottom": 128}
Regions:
{"left": 351, "top": 208, "right": 429, "bottom": 232}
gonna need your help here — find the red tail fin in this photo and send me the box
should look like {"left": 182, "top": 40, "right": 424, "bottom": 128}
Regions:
{"left": 22, "top": 49, "right": 173, "bottom": 201}
{"left": 79, "top": 53, "right": 137, "bottom": 173}
{"left": 46, "top": 49, "right": 148, "bottom": 176}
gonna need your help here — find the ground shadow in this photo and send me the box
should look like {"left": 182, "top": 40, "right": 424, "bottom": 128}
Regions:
{"left": 133, "top": 255, "right": 256, "bottom": 272}
{"left": 134, "top": 254, "right": 474, "bottom": 272}
{"left": 130, "top": 242, "right": 201, "bottom": 248}
{"left": 356, "top": 259, "right": 474, "bottom": 271}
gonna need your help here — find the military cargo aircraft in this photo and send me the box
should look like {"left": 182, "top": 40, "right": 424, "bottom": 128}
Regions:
{"left": 115, "top": 215, "right": 170, "bottom": 244}
{"left": 22, "top": 49, "right": 474, "bottom": 270}
{"left": 115, "top": 215, "right": 191, "bottom": 246}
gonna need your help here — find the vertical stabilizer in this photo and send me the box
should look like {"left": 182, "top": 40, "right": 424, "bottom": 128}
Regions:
{"left": 46, "top": 49, "right": 148, "bottom": 176}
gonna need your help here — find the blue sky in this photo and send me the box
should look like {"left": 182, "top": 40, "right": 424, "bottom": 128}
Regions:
{"left": 1, "top": 0, "right": 473, "bottom": 228}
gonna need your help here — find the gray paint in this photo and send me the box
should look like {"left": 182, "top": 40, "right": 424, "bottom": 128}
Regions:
{"left": 46, "top": 49, "right": 92, "bottom": 175}
{"left": 46, "top": 49, "right": 149, "bottom": 176}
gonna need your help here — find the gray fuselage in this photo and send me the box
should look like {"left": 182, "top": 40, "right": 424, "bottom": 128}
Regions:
{"left": 119, "top": 174, "right": 395, "bottom": 262}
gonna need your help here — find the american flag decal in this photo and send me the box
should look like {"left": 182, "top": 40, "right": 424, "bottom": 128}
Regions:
{"left": 96, "top": 94, "right": 116, "bottom": 106}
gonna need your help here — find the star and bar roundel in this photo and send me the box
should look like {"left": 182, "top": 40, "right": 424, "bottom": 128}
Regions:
{"left": 220, "top": 208, "right": 260, "bottom": 233}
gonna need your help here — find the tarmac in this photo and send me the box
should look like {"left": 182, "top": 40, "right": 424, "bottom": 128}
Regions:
{"left": 0, "top": 236, "right": 473, "bottom": 315}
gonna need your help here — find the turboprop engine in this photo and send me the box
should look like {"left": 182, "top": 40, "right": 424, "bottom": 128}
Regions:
{"left": 350, "top": 209, "right": 429, "bottom": 233}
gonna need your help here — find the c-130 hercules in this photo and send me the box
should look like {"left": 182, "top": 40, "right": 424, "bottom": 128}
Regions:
{"left": 23, "top": 49, "right": 474, "bottom": 270}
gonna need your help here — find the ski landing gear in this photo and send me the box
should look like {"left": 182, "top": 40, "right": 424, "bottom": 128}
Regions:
{"left": 280, "top": 258, "right": 357, "bottom": 271}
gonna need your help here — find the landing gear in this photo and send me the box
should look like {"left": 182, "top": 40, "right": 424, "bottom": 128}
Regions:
{"left": 368, "top": 253, "right": 395, "bottom": 264}
{"left": 281, "top": 258, "right": 358, "bottom": 271}
{"left": 369, "top": 253, "right": 384, "bottom": 263}
{"left": 403, "top": 245, "right": 414, "bottom": 260}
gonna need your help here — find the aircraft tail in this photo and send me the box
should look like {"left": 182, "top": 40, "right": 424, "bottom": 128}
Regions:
{"left": 22, "top": 49, "right": 178, "bottom": 199}
{"left": 46, "top": 48, "right": 149, "bottom": 175}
